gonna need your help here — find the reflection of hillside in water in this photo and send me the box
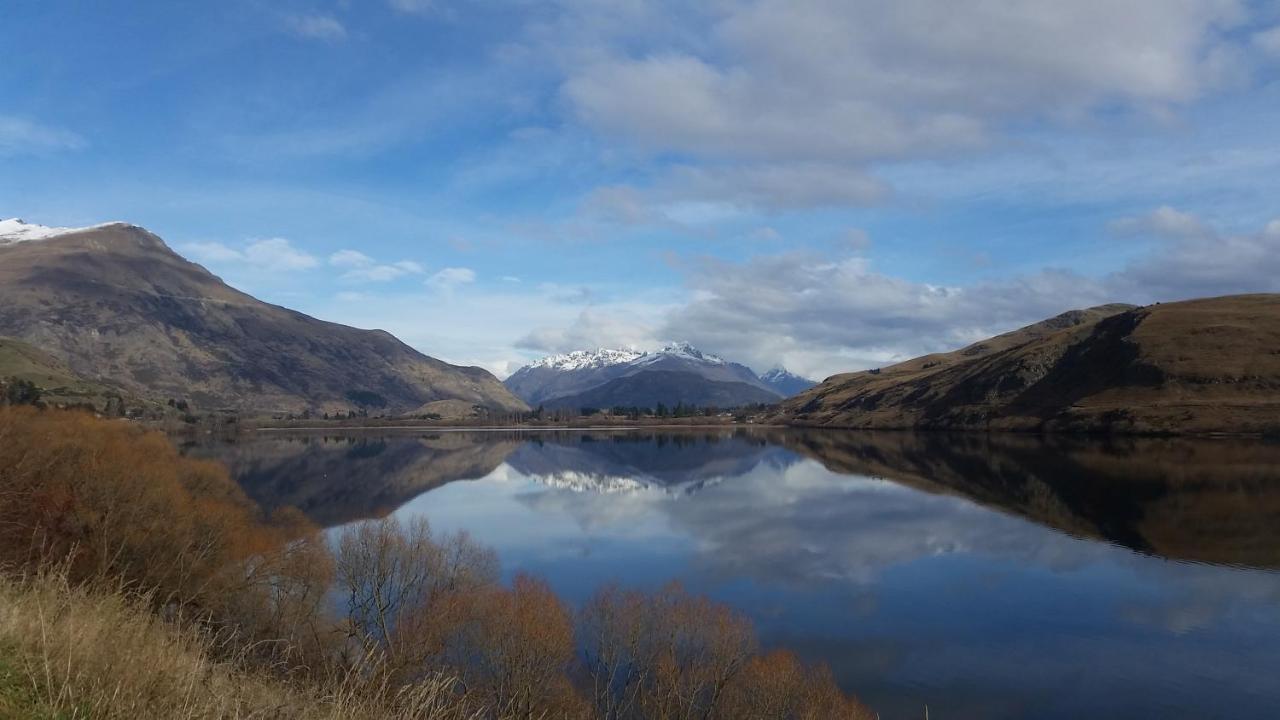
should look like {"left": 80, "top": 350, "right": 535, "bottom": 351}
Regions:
{"left": 197, "top": 429, "right": 1280, "bottom": 571}
{"left": 778, "top": 430, "right": 1280, "bottom": 569}
{"left": 188, "top": 432, "right": 520, "bottom": 526}
{"left": 507, "top": 430, "right": 799, "bottom": 496}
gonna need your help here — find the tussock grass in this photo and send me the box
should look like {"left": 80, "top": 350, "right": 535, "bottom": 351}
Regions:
{"left": 0, "top": 570, "right": 476, "bottom": 720}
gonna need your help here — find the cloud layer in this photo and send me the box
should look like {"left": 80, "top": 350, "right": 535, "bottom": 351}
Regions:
{"left": 658, "top": 209, "right": 1280, "bottom": 378}
{"left": 557, "top": 0, "right": 1253, "bottom": 209}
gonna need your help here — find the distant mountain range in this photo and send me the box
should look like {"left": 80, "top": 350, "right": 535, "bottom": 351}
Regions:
{"left": 0, "top": 219, "right": 526, "bottom": 417}
{"left": 759, "top": 367, "right": 818, "bottom": 396}
{"left": 778, "top": 294, "right": 1280, "bottom": 434}
{"left": 504, "top": 343, "right": 815, "bottom": 410}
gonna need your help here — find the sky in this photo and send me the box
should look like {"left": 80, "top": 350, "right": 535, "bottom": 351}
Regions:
{"left": 3, "top": 0, "right": 1280, "bottom": 380}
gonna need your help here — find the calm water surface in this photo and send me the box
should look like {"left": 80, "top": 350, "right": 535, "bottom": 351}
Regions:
{"left": 187, "top": 429, "right": 1280, "bottom": 719}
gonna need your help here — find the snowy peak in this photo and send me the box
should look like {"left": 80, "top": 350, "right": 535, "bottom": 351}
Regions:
{"left": 0, "top": 218, "right": 134, "bottom": 246}
{"left": 642, "top": 341, "right": 726, "bottom": 365}
{"left": 760, "top": 367, "right": 802, "bottom": 382}
{"left": 758, "top": 367, "right": 817, "bottom": 397}
{"left": 527, "top": 347, "right": 645, "bottom": 371}
{"left": 520, "top": 342, "right": 726, "bottom": 374}
{"left": 506, "top": 342, "right": 778, "bottom": 408}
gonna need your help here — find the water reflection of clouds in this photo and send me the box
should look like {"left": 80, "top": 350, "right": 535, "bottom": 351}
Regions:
{"left": 212, "top": 431, "right": 1280, "bottom": 719}
{"left": 376, "top": 433, "right": 1280, "bottom": 634}
{"left": 513, "top": 454, "right": 1105, "bottom": 587}
{"left": 489, "top": 441, "right": 1280, "bottom": 657}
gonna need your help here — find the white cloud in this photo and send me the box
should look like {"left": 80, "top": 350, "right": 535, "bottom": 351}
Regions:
{"left": 656, "top": 210, "right": 1280, "bottom": 379}
{"left": 661, "top": 253, "right": 1105, "bottom": 379}
{"left": 1255, "top": 25, "right": 1280, "bottom": 56}
{"left": 182, "top": 237, "right": 318, "bottom": 272}
{"left": 183, "top": 241, "right": 246, "bottom": 264}
{"left": 286, "top": 14, "right": 348, "bottom": 41}
{"left": 309, "top": 281, "right": 677, "bottom": 378}
{"left": 329, "top": 249, "right": 375, "bottom": 267}
{"left": 556, "top": 0, "right": 1249, "bottom": 210}
{"left": 0, "top": 115, "right": 85, "bottom": 156}
{"left": 1110, "top": 206, "right": 1210, "bottom": 238}
{"left": 242, "top": 238, "right": 320, "bottom": 271}
{"left": 330, "top": 249, "right": 425, "bottom": 283}
{"left": 1110, "top": 209, "right": 1280, "bottom": 299}
{"left": 425, "top": 266, "right": 477, "bottom": 290}
{"left": 516, "top": 308, "right": 658, "bottom": 355}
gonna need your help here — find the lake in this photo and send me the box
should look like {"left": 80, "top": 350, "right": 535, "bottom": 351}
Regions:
{"left": 186, "top": 428, "right": 1280, "bottom": 719}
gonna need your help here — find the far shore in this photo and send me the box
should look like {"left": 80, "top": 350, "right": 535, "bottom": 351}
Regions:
{"left": 249, "top": 417, "right": 769, "bottom": 433}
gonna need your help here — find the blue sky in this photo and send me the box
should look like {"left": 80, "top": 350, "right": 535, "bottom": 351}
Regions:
{"left": 4, "top": 0, "right": 1280, "bottom": 379}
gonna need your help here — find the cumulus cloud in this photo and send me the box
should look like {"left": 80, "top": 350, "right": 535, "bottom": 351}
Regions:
{"left": 659, "top": 252, "right": 1109, "bottom": 379}
{"left": 182, "top": 241, "right": 245, "bottom": 264}
{"left": 329, "top": 249, "right": 425, "bottom": 283}
{"left": 557, "top": 0, "right": 1249, "bottom": 211}
{"left": 425, "top": 266, "right": 477, "bottom": 290}
{"left": 1109, "top": 205, "right": 1210, "bottom": 238}
{"left": 329, "top": 249, "right": 375, "bottom": 267}
{"left": 516, "top": 308, "right": 658, "bottom": 354}
{"left": 184, "top": 238, "right": 319, "bottom": 272}
{"left": 652, "top": 210, "right": 1280, "bottom": 379}
{"left": 1109, "top": 208, "right": 1280, "bottom": 299}
{"left": 286, "top": 14, "right": 347, "bottom": 41}
{"left": 0, "top": 115, "right": 85, "bottom": 156}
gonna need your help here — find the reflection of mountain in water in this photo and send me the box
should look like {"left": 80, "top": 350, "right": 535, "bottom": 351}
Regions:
{"left": 187, "top": 432, "right": 519, "bottom": 526}
{"left": 506, "top": 430, "right": 800, "bottom": 496}
{"left": 195, "top": 428, "right": 1280, "bottom": 571}
{"left": 780, "top": 430, "right": 1280, "bottom": 569}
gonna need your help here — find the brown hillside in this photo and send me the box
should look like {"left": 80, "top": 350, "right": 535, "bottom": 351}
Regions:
{"left": 780, "top": 295, "right": 1280, "bottom": 434}
{"left": 0, "top": 223, "right": 527, "bottom": 416}
{"left": 776, "top": 430, "right": 1280, "bottom": 568}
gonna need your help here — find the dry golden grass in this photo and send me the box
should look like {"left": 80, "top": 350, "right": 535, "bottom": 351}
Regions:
{"left": 0, "top": 570, "right": 482, "bottom": 720}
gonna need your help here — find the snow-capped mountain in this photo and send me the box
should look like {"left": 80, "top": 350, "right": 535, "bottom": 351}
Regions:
{"left": 631, "top": 342, "right": 726, "bottom": 367}
{"left": 0, "top": 218, "right": 126, "bottom": 246}
{"left": 504, "top": 342, "right": 783, "bottom": 410}
{"left": 526, "top": 347, "right": 646, "bottom": 372}
{"left": 759, "top": 368, "right": 818, "bottom": 397}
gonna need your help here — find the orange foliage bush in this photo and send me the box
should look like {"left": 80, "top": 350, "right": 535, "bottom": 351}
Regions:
{"left": 0, "top": 407, "right": 877, "bottom": 719}
{"left": 0, "top": 406, "right": 285, "bottom": 605}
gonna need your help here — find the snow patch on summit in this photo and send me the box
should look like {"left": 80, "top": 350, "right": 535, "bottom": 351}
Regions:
{"left": 528, "top": 347, "right": 645, "bottom": 372}
{"left": 634, "top": 342, "right": 726, "bottom": 366}
{"left": 760, "top": 368, "right": 803, "bottom": 382}
{"left": 520, "top": 342, "right": 728, "bottom": 374}
{"left": 0, "top": 218, "right": 127, "bottom": 246}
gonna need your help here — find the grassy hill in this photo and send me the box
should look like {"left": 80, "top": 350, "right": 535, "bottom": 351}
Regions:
{"left": 780, "top": 294, "right": 1280, "bottom": 434}
{"left": 0, "top": 222, "right": 526, "bottom": 417}
{"left": 0, "top": 335, "right": 136, "bottom": 412}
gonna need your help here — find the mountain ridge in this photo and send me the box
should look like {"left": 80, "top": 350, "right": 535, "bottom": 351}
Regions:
{"left": 0, "top": 220, "right": 527, "bottom": 416}
{"left": 759, "top": 367, "right": 817, "bottom": 397}
{"left": 505, "top": 342, "right": 787, "bottom": 409}
{"left": 778, "top": 295, "right": 1280, "bottom": 434}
